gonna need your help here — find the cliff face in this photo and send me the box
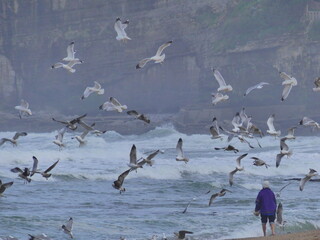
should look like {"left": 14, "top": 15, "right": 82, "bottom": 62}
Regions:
{"left": 0, "top": 0, "right": 319, "bottom": 131}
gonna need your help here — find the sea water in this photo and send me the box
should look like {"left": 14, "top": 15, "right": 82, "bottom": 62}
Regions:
{"left": 0, "top": 125, "right": 320, "bottom": 240}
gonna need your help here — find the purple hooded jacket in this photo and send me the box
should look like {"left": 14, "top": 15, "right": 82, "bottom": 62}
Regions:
{"left": 255, "top": 187, "right": 276, "bottom": 215}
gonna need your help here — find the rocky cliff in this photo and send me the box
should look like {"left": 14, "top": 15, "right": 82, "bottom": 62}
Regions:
{"left": 0, "top": 0, "right": 319, "bottom": 134}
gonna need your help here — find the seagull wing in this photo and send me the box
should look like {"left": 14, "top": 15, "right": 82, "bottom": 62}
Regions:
{"left": 136, "top": 58, "right": 152, "bottom": 69}
{"left": 281, "top": 83, "right": 293, "bottom": 101}
{"left": 21, "top": 99, "right": 29, "bottom": 109}
{"left": 280, "top": 138, "right": 289, "bottom": 151}
{"left": 114, "top": 18, "right": 125, "bottom": 37}
{"left": 267, "top": 114, "right": 276, "bottom": 132}
{"left": 209, "top": 193, "right": 219, "bottom": 206}
{"left": 127, "top": 110, "right": 139, "bottom": 117}
{"left": 236, "top": 153, "right": 248, "bottom": 168}
{"left": 130, "top": 144, "right": 137, "bottom": 164}
{"left": 229, "top": 168, "right": 238, "bottom": 186}
{"left": 299, "top": 175, "right": 310, "bottom": 191}
{"left": 31, "top": 156, "right": 39, "bottom": 176}
{"left": 146, "top": 150, "right": 160, "bottom": 161}
{"left": 176, "top": 138, "right": 184, "bottom": 158}
{"left": 93, "top": 81, "right": 101, "bottom": 90}
{"left": 65, "top": 218, "right": 73, "bottom": 232}
{"left": 117, "top": 169, "right": 131, "bottom": 186}
{"left": 13, "top": 132, "right": 27, "bottom": 140}
{"left": 212, "top": 69, "right": 227, "bottom": 87}
{"left": 279, "top": 72, "right": 292, "bottom": 81}
{"left": 110, "top": 97, "right": 121, "bottom": 107}
{"left": 44, "top": 160, "right": 59, "bottom": 173}
{"left": 66, "top": 42, "right": 75, "bottom": 60}
{"left": 155, "top": 41, "right": 172, "bottom": 57}
{"left": 210, "top": 126, "right": 219, "bottom": 138}
{"left": 276, "top": 153, "right": 284, "bottom": 168}
{"left": 11, "top": 167, "right": 23, "bottom": 173}
{"left": 82, "top": 87, "right": 93, "bottom": 99}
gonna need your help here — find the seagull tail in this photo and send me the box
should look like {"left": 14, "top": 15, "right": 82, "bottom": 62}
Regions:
{"left": 287, "top": 150, "right": 293, "bottom": 157}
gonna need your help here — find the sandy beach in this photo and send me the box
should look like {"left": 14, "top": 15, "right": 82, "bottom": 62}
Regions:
{"left": 229, "top": 229, "right": 320, "bottom": 240}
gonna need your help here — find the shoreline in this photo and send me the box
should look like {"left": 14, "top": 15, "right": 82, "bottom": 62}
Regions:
{"left": 228, "top": 229, "right": 320, "bottom": 240}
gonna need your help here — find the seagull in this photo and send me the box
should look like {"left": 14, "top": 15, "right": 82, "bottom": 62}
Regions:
{"left": 252, "top": 157, "right": 270, "bottom": 168}
{"left": 32, "top": 159, "right": 59, "bottom": 179}
{"left": 72, "top": 128, "right": 91, "bottom": 147}
{"left": 136, "top": 41, "right": 173, "bottom": 69}
{"left": 99, "top": 97, "right": 127, "bottom": 112}
{"left": 279, "top": 71, "right": 297, "bottom": 101}
{"left": 313, "top": 77, "right": 320, "bottom": 92}
{"left": 276, "top": 137, "right": 292, "bottom": 168}
{"left": 62, "top": 217, "right": 74, "bottom": 238}
{"left": 209, "top": 189, "right": 231, "bottom": 206}
{"left": 62, "top": 42, "right": 80, "bottom": 62}
{"left": 276, "top": 202, "right": 285, "bottom": 228}
{"left": 140, "top": 150, "right": 160, "bottom": 166}
{"left": 212, "top": 68, "right": 233, "bottom": 92}
{"left": 0, "top": 132, "right": 27, "bottom": 147}
{"left": 174, "top": 231, "right": 193, "bottom": 240}
{"left": 244, "top": 82, "right": 269, "bottom": 96}
{"left": 14, "top": 99, "right": 32, "bottom": 118}
{"left": 53, "top": 127, "right": 67, "bottom": 149}
{"left": 299, "top": 116, "right": 320, "bottom": 130}
{"left": 0, "top": 180, "right": 13, "bottom": 195}
{"left": 209, "top": 117, "right": 223, "bottom": 140}
{"left": 176, "top": 138, "right": 189, "bottom": 163}
{"left": 81, "top": 81, "right": 104, "bottom": 100}
{"left": 229, "top": 153, "right": 248, "bottom": 186}
{"left": 285, "top": 127, "right": 296, "bottom": 139}
{"left": 211, "top": 92, "right": 229, "bottom": 105}
{"left": 127, "top": 110, "right": 150, "bottom": 123}
{"left": 112, "top": 169, "right": 131, "bottom": 193}
{"left": 30, "top": 156, "right": 39, "bottom": 176}
{"left": 299, "top": 168, "right": 318, "bottom": 191}
{"left": 266, "top": 114, "right": 281, "bottom": 137}
{"left": 114, "top": 18, "right": 131, "bottom": 42}
{"left": 127, "top": 144, "right": 144, "bottom": 171}
{"left": 52, "top": 114, "right": 87, "bottom": 131}
{"left": 10, "top": 167, "right": 31, "bottom": 183}
{"left": 214, "top": 144, "right": 239, "bottom": 153}
{"left": 247, "top": 123, "right": 264, "bottom": 138}
{"left": 231, "top": 112, "right": 242, "bottom": 133}
{"left": 91, "top": 129, "right": 107, "bottom": 136}
{"left": 51, "top": 59, "right": 83, "bottom": 73}
{"left": 28, "top": 233, "right": 52, "bottom": 240}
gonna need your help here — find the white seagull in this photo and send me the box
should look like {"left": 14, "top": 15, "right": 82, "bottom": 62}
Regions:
{"left": 99, "top": 97, "right": 127, "bottom": 112}
{"left": 81, "top": 81, "right": 104, "bottom": 99}
{"left": 299, "top": 117, "right": 320, "bottom": 130}
{"left": 276, "top": 137, "right": 293, "bottom": 168}
{"left": 53, "top": 127, "right": 67, "bottom": 150}
{"left": 62, "top": 217, "right": 74, "bottom": 238}
{"left": 210, "top": 117, "right": 223, "bottom": 140}
{"left": 266, "top": 114, "right": 281, "bottom": 137}
{"left": 114, "top": 18, "right": 131, "bottom": 42}
{"left": 244, "top": 82, "right": 269, "bottom": 96}
{"left": 299, "top": 169, "right": 318, "bottom": 191}
{"left": 136, "top": 41, "right": 173, "bottom": 69}
{"left": 127, "top": 144, "right": 144, "bottom": 171}
{"left": 285, "top": 127, "right": 296, "bottom": 139}
{"left": 313, "top": 77, "right": 320, "bottom": 92}
{"left": 211, "top": 92, "right": 229, "bottom": 105}
{"left": 51, "top": 59, "right": 83, "bottom": 73}
{"left": 15, "top": 99, "right": 32, "bottom": 118}
{"left": 62, "top": 42, "right": 80, "bottom": 62}
{"left": 229, "top": 153, "right": 248, "bottom": 186}
{"left": 0, "top": 132, "right": 27, "bottom": 147}
{"left": 212, "top": 68, "right": 233, "bottom": 92}
{"left": 176, "top": 138, "right": 189, "bottom": 163}
{"left": 279, "top": 71, "right": 297, "bottom": 101}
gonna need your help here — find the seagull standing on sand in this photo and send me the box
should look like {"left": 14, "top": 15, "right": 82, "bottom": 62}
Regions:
{"left": 81, "top": 81, "right": 104, "bottom": 100}
{"left": 0, "top": 132, "right": 27, "bottom": 147}
{"left": 114, "top": 18, "right": 131, "bottom": 42}
{"left": 212, "top": 68, "right": 233, "bottom": 92}
{"left": 136, "top": 41, "right": 173, "bottom": 69}
{"left": 299, "top": 168, "right": 318, "bottom": 191}
{"left": 244, "top": 82, "right": 269, "bottom": 96}
{"left": 279, "top": 71, "right": 297, "bottom": 101}
{"left": 313, "top": 77, "right": 320, "bottom": 92}
{"left": 62, "top": 217, "right": 74, "bottom": 238}
{"left": 15, "top": 99, "right": 32, "bottom": 118}
{"left": 176, "top": 138, "right": 189, "bottom": 163}
{"left": 112, "top": 169, "right": 131, "bottom": 194}
{"left": 229, "top": 153, "right": 248, "bottom": 186}
{"left": 266, "top": 114, "right": 281, "bottom": 137}
{"left": 99, "top": 97, "right": 127, "bottom": 112}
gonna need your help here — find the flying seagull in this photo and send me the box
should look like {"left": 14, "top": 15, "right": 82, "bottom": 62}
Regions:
{"left": 229, "top": 153, "right": 248, "bottom": 186}
{"left": 313, "top": 77, "right": 320, "bottom": 92}
{"left": 299, "top": 168, "right": 318, "bottom": 191}
{"left": 28, "top": 233, "right": 52, "bottom": 240}
{"left": 136, "top": 41, "right": 173, "bottom": 69}
{"left": 299, "top": 117, "right": 320, "bottom": 130}
{"left": 266, "top": 114, "right": 281, "bottom": 137}
{"left": 212, "top": 68, "right": 233, "bottom": 92}
{"left": 31, "top": 158, "right": 59, "bottom": 179}
{"left": 15, "top": 99, "right": 32, "bottom": 118}
{"left": 99, "top": 97, "right": 127, "bottom": 112}
{"left": 62, "top": 217, "right": 74, "bottom": 238}
{"left": 276, "top": 202, "right": 285, "bottom": 228}
{"left": 72, "top": 128, "right": 92, "bottom": 147}
{"left": 252, "top": 157, "right": 270, "bottom": 168}
{"left": 285, "top": 127, "right": 296, "bottom": 139}
{"left": 215, "top": 144, "right": 239, "bottom": 153}
{"left": 10, "top": 167, "right": 31, "bottom": 183}
{"left": 52, "top": 114, "right": 87, "bottom": 131}
{"left": 279, "top": 71, "right": 297, "bottom": 101}
{"left": 127, "top": 144, "right": 145, "bottom": 171}
{"left": 209, "top": 117, "right": 223, "bottom": 140}
{"left": 276, "top": 137, "right": 293, "bottom": 168}
{"left": 0, "top": 180, "right": 13, "bottom": 195}
{"left": 51, "top": 59, "right": 83, "bottom": 73}
{"left": 53, "top": 127, "right": 67, "bottom": 150}
{"left": 127, "top": 110, "right": 150, "bottom": 123}
{"left": 209, "top": 189, "right": 231, "bottom": 206}
{"left": 114, "top": 18, "right": 131, "bottom": 42}
{"left": 62, "top": 42, "right": 80, "bottom": 62}
{"left": 81, "top": 81, "right": 104, "bottom": 100}
{"left": 211, "top": 92, "right": 229, "bottom": 105}
{"left": 0, "top": 132, "right": 27, "bottom": 147}
{"left": 244, "top": 82, "right": 269, "bottom": 96}
{"left": 139, "top": 150, "right": 160, "bottom": 166}
{"left": 112, "top": 169, "right": 131, "bottom": 194}
{"left": 176, "top": 138, "right": 189, "bottom": 163}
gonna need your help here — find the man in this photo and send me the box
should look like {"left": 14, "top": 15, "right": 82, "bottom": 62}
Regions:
{"left": 254, "top": 180, "right": 277, "bottom": 236}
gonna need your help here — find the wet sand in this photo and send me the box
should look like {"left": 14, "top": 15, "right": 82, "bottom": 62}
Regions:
{"left": 229, "top": 229, "right": 320, "bottom": 240}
